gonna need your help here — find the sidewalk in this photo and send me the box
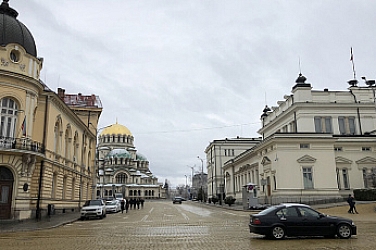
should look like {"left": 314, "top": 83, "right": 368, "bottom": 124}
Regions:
{"left": 0, "top": 212, "right": 80, "bottom": 233}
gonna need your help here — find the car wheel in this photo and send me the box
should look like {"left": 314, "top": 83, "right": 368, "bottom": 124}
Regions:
{"left": 337, "top": 224, "right": 352, "bottom": 239}
{"left": 270, "top": 226, "right": 285, "bottom": 240}
{"left": 80, "top": 216, "right": 85, "bottom": 221}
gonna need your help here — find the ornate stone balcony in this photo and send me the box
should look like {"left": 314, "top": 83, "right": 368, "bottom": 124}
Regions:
{"left": 0, "top": 136, "right": 44, "bottom": 154}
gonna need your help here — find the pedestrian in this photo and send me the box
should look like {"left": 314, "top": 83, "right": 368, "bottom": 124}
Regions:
{"left": 347, "top": 194, "right": 358, "bottom": 214}
{"left": 140, "top": 198, "right": 144, "bottom": 208}
{"left": 125, "top": 198, "right": 129, "bottom": 213}
{"left": 136, "top": 198, "right": 140, "bottom": 209}
{"left": 120, "top": 198, "right": 125, "bottom": 213}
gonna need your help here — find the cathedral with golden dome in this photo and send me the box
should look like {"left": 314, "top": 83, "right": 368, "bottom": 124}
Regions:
{"left": 96, "top": 122, "right": 165, "bottom": 200}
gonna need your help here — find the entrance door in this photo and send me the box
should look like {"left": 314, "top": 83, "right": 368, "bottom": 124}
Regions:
{"left": 0, "top": 167, "right": 14, "bottom": 219}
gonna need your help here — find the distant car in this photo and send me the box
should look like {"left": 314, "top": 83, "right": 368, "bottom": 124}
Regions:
{"left": 80, "top": 199, "right": 107, "bottom": 220}
{"left": 249, "top": 203, "right": 356, "bottom": 240}
{"left": 106, "top": 200, "right": 121, "bottom": 213}
{"left": 172, "top": 197, "right": 183, "bottom": 204}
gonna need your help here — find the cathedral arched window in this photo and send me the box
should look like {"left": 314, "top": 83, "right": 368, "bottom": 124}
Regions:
{"left": 116, "top": 173, "right": 127, "bottom": 184}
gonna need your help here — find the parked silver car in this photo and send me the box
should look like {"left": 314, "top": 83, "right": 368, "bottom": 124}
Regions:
{"left": 106, "top": 200, "right": 121, "bottom": 213}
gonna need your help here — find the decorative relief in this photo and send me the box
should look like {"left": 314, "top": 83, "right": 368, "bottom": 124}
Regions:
{"left": 22, "top": 154, "right": 36, "bottom": 177}
{"left": 19, "top": 64, "right": 26, "bottom": 71}
{"left": 1, "top": 57, "right": 9, "bottom": 66}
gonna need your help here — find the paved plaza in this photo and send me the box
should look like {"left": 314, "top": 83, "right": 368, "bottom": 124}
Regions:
{"left": 0, "top": 201, "right": 375, "bottom": 250}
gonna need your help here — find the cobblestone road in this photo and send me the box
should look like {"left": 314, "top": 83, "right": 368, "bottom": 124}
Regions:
{"left": 0, "top": 201, "right": 375, "bottom": 250}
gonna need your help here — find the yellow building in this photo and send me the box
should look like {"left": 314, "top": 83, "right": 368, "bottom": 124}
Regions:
{"left": 0, "top": 0, "right": 101, "bottom": 220}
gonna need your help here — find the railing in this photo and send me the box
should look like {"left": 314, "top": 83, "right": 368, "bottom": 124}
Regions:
{"left": 0, "top": 136, "right": 44, "bottom": 154}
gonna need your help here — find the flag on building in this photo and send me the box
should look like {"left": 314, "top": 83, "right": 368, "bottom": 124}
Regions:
{"left": 21, "top": 116, "right": 26, "bottom": 136}
{"left": 350, "top": 47, "right": 353, "bottom": 61}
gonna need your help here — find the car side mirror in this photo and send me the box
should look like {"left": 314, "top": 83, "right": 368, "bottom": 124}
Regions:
{"left": 319, "top": 213, "right": 326, "bottom": 218}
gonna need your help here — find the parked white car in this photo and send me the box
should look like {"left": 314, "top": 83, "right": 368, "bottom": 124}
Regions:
{"left": 106, "top": 200, "right": 121, "bottom": 213}
{"left": 80, "top": 199, "right": 106, "bottom": 220}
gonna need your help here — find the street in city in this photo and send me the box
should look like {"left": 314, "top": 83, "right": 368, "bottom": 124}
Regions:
{"left": 0, "top": 201, "right": 375, "bottom": 250}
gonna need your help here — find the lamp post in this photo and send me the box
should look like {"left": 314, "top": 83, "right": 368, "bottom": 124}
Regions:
{"left": 197, "top": 156, "right": 204, "bottom": 202}
{"left": 89, "top": 123, "right": 111, "bottom": 199}
{"left": 184, "top": 174, "right": 188, "bottom": 200}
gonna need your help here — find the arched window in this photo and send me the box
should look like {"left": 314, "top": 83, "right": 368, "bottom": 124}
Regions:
{"left": 54, "top": 118, "right": 62, "bottom": 157}
{"left": 116, "top": 173, "right": 127, "bottom": 184}
{"left": 73, "top": 132, "right": 79, "bottom": 163}
{"left": 0, "top": 97, "right": 18, "bottom": 138}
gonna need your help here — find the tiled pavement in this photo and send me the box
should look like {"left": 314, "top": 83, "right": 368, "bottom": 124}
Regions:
{"left": 0, "top": 200, "right": 355, "bottom": 233}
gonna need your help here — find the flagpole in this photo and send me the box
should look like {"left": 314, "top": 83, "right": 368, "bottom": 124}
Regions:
{"left": 350, "top": 47, "right": 356, "bottom": 79}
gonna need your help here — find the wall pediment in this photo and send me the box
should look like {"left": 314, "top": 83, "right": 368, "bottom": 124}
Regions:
{"left": 297, "top": 155, "right": 316, "bottom": 163}
{"left": 335, "top": 156, "right": 352, "bottom": 164}
{"left": 356, "top": 156, "right": 376, "bottom": 164}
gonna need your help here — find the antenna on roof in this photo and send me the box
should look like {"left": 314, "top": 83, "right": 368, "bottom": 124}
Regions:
{"left": 299, "top": 56, "right": 302, "bottom": 75}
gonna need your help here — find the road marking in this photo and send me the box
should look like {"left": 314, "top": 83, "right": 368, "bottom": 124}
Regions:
{"left": 141, "top": 215, "right": 149, "bottom": 222}
{"left": 181, "top": 212, "right": 189, "bottom": 221}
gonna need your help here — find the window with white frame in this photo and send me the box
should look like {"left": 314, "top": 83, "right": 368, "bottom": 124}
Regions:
{"left": 0, "top": 97, "right": 18, "bottom": 138}
{"left": 314, "top": 116, "right": 332, "bottom": 133}
{"left": 302, "top": 167, "right": 314, "bottom": 189}
{"left": 338, "top": 116, "right": 356, "bottom": 135}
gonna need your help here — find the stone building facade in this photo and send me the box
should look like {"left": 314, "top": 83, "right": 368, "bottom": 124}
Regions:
{"left": 223, "top": 74, "right": 376, "bottom": 205}
{"left": 0, "top": 0, "right": 101, "bottom": 220}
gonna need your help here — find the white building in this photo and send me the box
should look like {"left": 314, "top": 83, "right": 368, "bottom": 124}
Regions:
{"left": 204, "top": 137, "right": 261, "bottom": 199}
{"left": 96, "top": 122, "right": 165, "bottom": 200}
{"left": 223, "top": 74, "right": 376, "bottom": 205}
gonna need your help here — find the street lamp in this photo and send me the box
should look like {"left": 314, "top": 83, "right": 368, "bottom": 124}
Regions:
{"left": 197, "top": 156, "right": 204, "bottom": 202}
{"left": 184, "top": 174, "right": 188, "bottom": 200}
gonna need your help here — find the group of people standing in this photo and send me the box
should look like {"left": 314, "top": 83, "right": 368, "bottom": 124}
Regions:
{"left": 120, "top": 198, "right": 144, "bottom": 213}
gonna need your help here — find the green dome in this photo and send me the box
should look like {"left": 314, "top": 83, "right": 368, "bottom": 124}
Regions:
{"left": 105, "top": 149, "right": 131, "bottom": 159}
{"left": 136, "top": 153, "right": 147, "bottom": 161}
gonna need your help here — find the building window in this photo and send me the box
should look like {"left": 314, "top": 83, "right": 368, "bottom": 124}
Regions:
{"left": 71, "top": 178, "right": 76, "bottom": 199}
{"left": 302, "top": 167, "right": 314, "bottom": 189}
{"left": 0, "top": 97, "right": 18, "bottom": 138}
{"left": 342, "top": 169, "right": 349, "bottom": 189}
{"left": 116, "top": 173, "right": 127, "bottom": 184}
{"left": 334, "top": 147, "right": 343, "bottom": 151}
{"left": 314, "top": 116, "right": 332, "bottom": 133}
{"left": 362, "top": 147, "right": 371, "bottom": 151}
{"left": 51, "top": 173, "right": 58, "bottom": 199}
{"left": 338, "top": 116, "right": 356, "bottom": 135}
{"left": 62, "top": 176, "right": 67, "bottom": 199}
{"left": 336, "top": 168, "right": 341, "bottom": 189}
{"left": 300, "top": 144, "right": 310, "bottom": 149}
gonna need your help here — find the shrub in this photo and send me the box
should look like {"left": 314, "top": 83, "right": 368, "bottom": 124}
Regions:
{"left": 224, "top": 196, "right": 236, "bottom": 206}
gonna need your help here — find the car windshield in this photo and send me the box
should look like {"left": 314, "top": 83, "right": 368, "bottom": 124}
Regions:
{"left": 84, "top": 200, "right": 101, "bottom": 206}
{"left": 107, "top": 201, "right": 117, "bottom": 205}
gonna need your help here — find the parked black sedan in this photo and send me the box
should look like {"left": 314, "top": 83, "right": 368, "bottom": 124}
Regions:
{"left": 249, "top": 203, "right": 356, "bottom": 240}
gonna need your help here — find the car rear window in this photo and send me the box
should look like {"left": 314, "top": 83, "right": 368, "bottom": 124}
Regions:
{"left": 258, "top": 206, "right": 280, "bottom": 215}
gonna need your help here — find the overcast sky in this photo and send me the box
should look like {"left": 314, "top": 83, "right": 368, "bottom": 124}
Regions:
{"left": 13, "top": 0, "right": 376, "bottom": 187}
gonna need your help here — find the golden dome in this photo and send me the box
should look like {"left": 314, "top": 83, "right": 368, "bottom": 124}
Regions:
{"left": 100, "top": 122, "right": 132, "bottom": 136}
